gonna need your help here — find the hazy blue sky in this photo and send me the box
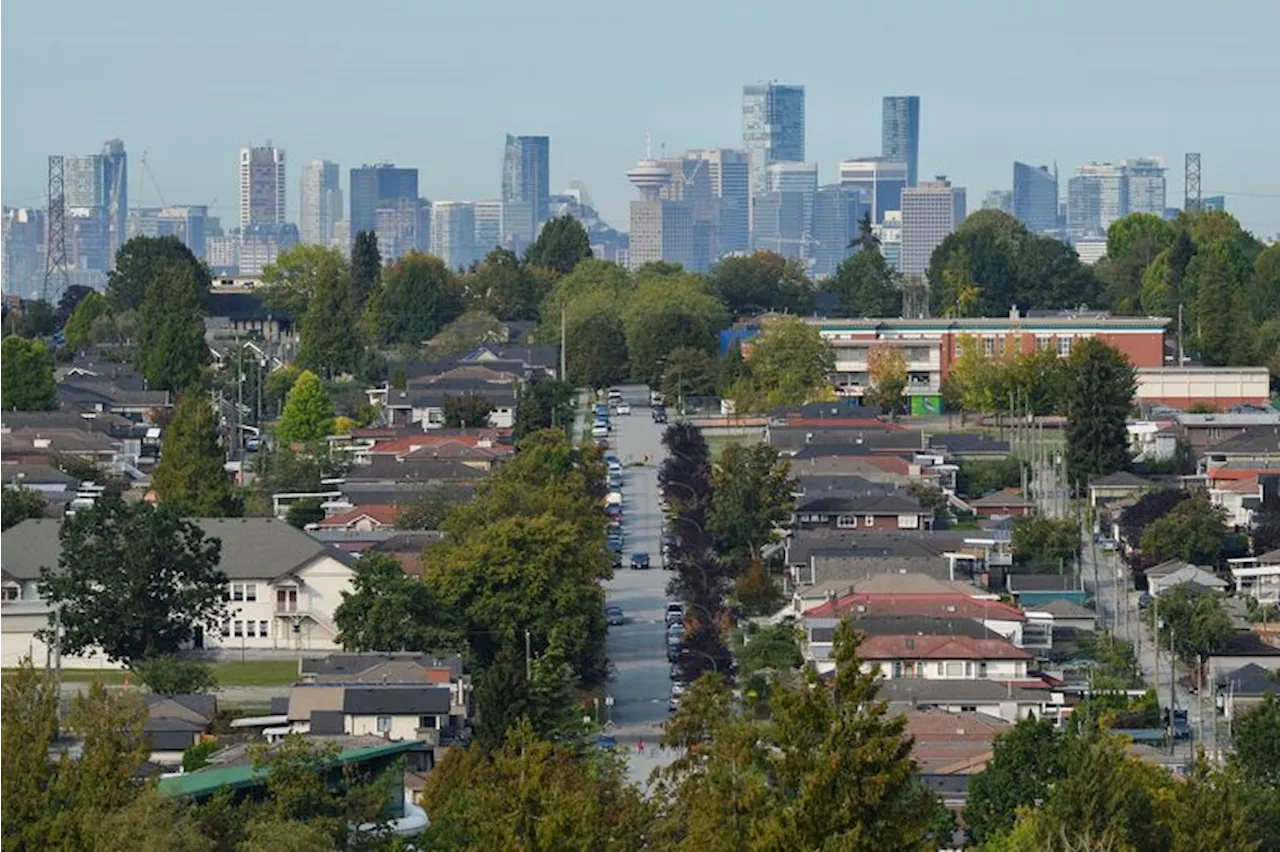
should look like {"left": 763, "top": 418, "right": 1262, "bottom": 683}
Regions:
{"left": 4, "top": 0, "right": 1278, "bottom": 239}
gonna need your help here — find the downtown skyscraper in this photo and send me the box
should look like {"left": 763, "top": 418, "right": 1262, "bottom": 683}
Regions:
{"left": 349, "top": 164, "right": 419, "bottom": 236}
{"left": 502, "top": 135, "right": 551, "bottom": 226}
{"left": 1012, "top": 162, "right": 1058, "bottom": 234}
{"left": 299, "top": 160, "right": 343, "bottom": 247}
{"left": 742, "top": 83, "right": 805, "bottom": 198}
{"left": 901, "top": 177, "right": 966, "bottom": 278}
{"left": 881, "top": 96, "right": 920, "bottom": 187}
{"left": 238, "top": 144, "right": 286, "bottom": 229}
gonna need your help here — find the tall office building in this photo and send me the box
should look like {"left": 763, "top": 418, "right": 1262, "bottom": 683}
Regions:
{"left": 299, "top": 160, "right": 343, "bottom": 247}
{"left": 810, "top": 185, "right": 863, "bottom": 278}
{"left": 656, "top": 155, "right": 718, "bottom": 272}
{"left": 881, "top": 96, "right": 921, "bottom": 187}
{"left": 1012, "top": 162, "right": 1058, "bottom": 234}
{"left": 1122, "top": 157, "right": 1166, "bottom": 216}
{"left": 693, "top": 148, "right": 751, "bottom": 255}
{"left": 127, "top": 205, "right": 209, "bottom": 259}
{"left": 838, "top": 157, "right": 907, "bottom": 224}
{"left": 349, "top": 164, "right": 419, "bottom": 236}
{"left": 238, "top": 145, "right": 286, "bottom": 229}
{"left": 2, "top": 208, "right": 46, "bottom": 298}
{"left": 982, "top": 190, "right": 1013, "bottom": 214}
{"left": 1066, "top": 162, "right": 1126, "bottom": 235}
{"left": 901, "top": 177, "right": 966, "bottom": 278}
{"left": 876, "top": 210, "right": 903, "bottom": 273}
{"left": 474, "top": 200, "right": 535, "bottom": 255}
{"left": 431, "top": 202, "right": 476, "bottom": 271}
{"left": 742, "top": 83, "right": 805, "bottom": 197}
{"left": 100, "top": 140, "right": 128, "bottom": 262}
{"left": 376, "top": 198, "right": 430, "bottom": 261}
{"left": 501, "top": 135, "right": 551, "bottom": 226}
{"left": 752, "top": 192, "right": 806, "bottom": 261}
{"left": 627, "top": 154, "right": 693, "bottom": 271}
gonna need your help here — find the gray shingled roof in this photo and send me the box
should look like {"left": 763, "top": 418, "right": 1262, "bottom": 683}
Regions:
{"left": 301, "top": 652, "right": 464, "bottom": 679}
{"left": 1217, "top": 663, "right": 1280, "bottom": 696}
{"left": 1, "top": 518, "right": 353, "bottom": 581}
{"left": 342, "top": 686, "right": 452, "bottom": 715}
{"left": 876, "top": 678, "right": 1052, "bottom": 703}
{"left": 796, "top": 493, "right": 924, "bottom": 515}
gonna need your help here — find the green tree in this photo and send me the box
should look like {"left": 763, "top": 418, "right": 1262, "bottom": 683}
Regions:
{"left": 1064, "top": 337, "right": 1135, "bottom": 487}
{"left": 1099, "top": 213, "right": 1176, "bottom": 312}
{"left": 64, "top": 291, "right": 111, "bottom": 351}
{"left": 1012, "top": 514, "right": 1080, "bottom": 570}
{"left": 1191, "top": 245, "right": 1254, "bottom": 366}
{"left": 564, "top": 293, "right": 629, "bottom": 388}
{"left": 296, "top": 252, "right": 362, "bottom": 378}
{"left": 621, "top": 273, "right": 728, "bottom": 385}
{"left": 513, "top": 377, "right": 574, "bottom": 438}
{"left": 659, "top": 345, "right": 719, "bottom": 404}
{"left": 276, "top": 370, "right": 335, "bottom": 445}
{"left": 442, "top": 392, "right": 495, "bottom": 428}
{"left": 1249, "top": 243, "right": 1280, "bottom": 325}
{"left": 430, "top": 309, "right": 507, "bottom": 357}
{"left": 738, "top": 623, "right": 802, "bottom": 678}
{"left": 395, "top": 486, "right": 470, "bottom": 531}
{"left": 1169, "top": 756, "right": 1260, "bottom": 852}
{"left": 538, "top": 258, "right": 633, "bottom": 335}
{"left": 1, "top": 659, "right": 62, "bottom": 851}
{"left": 955, "top": 457, "right": 1023, "bottom": 498}
{"left": 283, "top": 498, "right": 324, "bottom": 529}
{"left": 261, "top": 244, "right": 349, "bottom": 317}
{"left": 152, "top": 391, "right": 238, "bottom": 516}
{"left": 422, "top": 719, "right": 651, "bottom": 851}
{"left": 465, "top": 246, "right": 551, "bottom": 320}
{"left": 1, "top": 336, "right": 58, "bottom": 411}
{"left": 138, "top": 261, "right": 208, "bottom": 392}
{"left": 132, "top": 655, "right": 219, "bottom": 695}
{"left": 38, "top": 499, "right": 228, "bottom": 666}
{"left": 334, "top": 553, "right": 460, "bottom": 653}
{"left": 708, "top": 443, "right": 795, "bottom": 565}
{"left": 1144, "top": 585, "right": 1234, "bottom": 666}
{"left": 349, "top": 230, "right": 382, "bottom": 309}
{"left": 524, "top": 215, "right": 592, "bottom": 276}
{"left": 826, "top": 247, "right": 901, "bottom": 317}
{"left": 965, "top": 715, "right": 1066, "bottom": 844}
{"left": 707, "top": 251, "right": 815, "bottom": 315}
{"left": 865, "top": 344, "right": 907, "bottom": 416}
{"left": 2, "top": 486, "right": 48, "bottom": 530}
{"left": 54, "top": 284, "right": 96, "bottom": 326}
{"left": 728, "top": 316, "right": 834, "bottom": 411}
{"left": 107, "top": 235, "right": 209, "bottom": 312}
{"left": 1140, "top": 493, "right": 1227, "bottom": 566}
{"left": 366, "top": 251, "right": 463, "bottom": 345}
{"left": 10, "top": 299, "right": 56, "bottom": 338}
{"left": 1232, "top": 693, "right": 1280, "bottom": 788}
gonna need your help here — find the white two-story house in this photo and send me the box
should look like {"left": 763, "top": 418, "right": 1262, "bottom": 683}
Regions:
{"left": 1, "top": 518, "right": 357, "bottom": 668}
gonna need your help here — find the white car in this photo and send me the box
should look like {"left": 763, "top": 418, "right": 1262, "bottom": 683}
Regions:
{"left": 592, "top": 424, "right": 609, "bottom": 439}
{"left": 616, "top": 403, "right": 631, "bottom": 415}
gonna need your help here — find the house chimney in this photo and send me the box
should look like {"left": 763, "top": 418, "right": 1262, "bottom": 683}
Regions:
{"left": 1009, "top": 305, "right": 1020, "bottom": 320}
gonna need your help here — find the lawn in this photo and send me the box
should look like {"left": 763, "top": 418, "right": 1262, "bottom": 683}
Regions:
{"left": 3, "top": 659, "right": 300, "bottom": 688}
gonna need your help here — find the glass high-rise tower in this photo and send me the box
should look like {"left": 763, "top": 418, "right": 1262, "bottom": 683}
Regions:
{"left": 742, "top": 83, "right": 805, "bottom": 198}
{"left": 1012, "top": 162, "right": 1058, "bottom": 234}
{"left": 502, "top": 135, "right": 551, "bottom": 226}
{"left": 881, "top": 96, "right": 921, "bottom": 187}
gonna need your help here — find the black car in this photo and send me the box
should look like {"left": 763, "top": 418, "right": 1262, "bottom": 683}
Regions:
{"left": 630, "top": 552, "right": 650, "bottom": 570}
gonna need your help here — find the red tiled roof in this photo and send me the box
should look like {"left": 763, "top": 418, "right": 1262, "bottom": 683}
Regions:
{"left": 864, "top": 456, "right": 912, "bottom": 475}
{"left": 314, "top": 505, "right": 399, "bottom": 529}
{"left": 807, "top": 593, "right": 1027, "bottom": 622}
{"left": 858, "top": 633, "right": 1032, "bottom": 661}
{"left": 1207, "top": 468, "right": 1271, "bottom": 482}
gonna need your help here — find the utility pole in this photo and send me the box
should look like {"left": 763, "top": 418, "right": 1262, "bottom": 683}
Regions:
{"left": 525, "top": 629, "right": 533, "bottom": 681}
{"left": 559, "top": 308, "right": 567, "bottom": 382}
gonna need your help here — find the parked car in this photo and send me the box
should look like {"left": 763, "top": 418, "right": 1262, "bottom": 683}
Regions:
{"left": 671, "top": 681, "right": 687, "bottom": 699}
{"left": 665, "top": 602, "right": 685, "bottom": 625}
{"left": 597, "top": 733, "right": 618, "bottom": 750}
{"left": 1138, "top": 593, "right": 1154, "bottom": 610}
{"left": 608, "top": 388, "right": 623, "bottom": 403}
{"left": 606, "top": 605, "right": 625, "bottom": 626}
{"left": 630, "top": 551, "right": 650, "bottom": 570}
{"left": 592, "top": 423, "right": 609, "bottom": 439}
{"left": 650, "top": 390, "right": 664, "bottom": 406}
{"left": 652, "top": 407, "right": 668, "bottom": 424}
{"left": 668, "top": 695, "right": 680, "bottom": 712}
{"left": 606, "top": 491, "right": 623, "bottom": 507}
{"left": 608, "top": 535, "right": 624, "bottom": 552}
{"left": 616, "top": 403, "right": 632, "bottom": 416}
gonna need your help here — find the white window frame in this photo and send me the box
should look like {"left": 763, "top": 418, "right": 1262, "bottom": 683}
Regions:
{"left": 983, "top": 337, "right": 995, "bottom": 358}
{"left": 259, "top": 620, "right": 269, "bottom": 637}
{"left": 898, "top": 514, "right": 920, "bottom": 529}
{"left": 245, "top": 620, "right": 256, "bottom": 638}
{"left": 1036, "top": 336, "right": 1051, "bottom": 351}
{"left": 864, "top": 515, "right": 875, "bottom": 527}
{"left": 376, "top": 715, "right": 392, "bottom": 733}
{"left": 2, "top": 585, "right": 20, "bottom": 601}
{"left": 1057, "top": 336, "right": 1072, "bottom": 357}
{"left": 836, "top": 515, "right": 857, "bottom": 529}
{"left": 233, "top": 620, "right": 243, "bottom": 637}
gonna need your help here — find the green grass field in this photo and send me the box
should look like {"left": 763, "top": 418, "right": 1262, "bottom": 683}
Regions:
{"left": 3, "top": 659, "right": 300, "bottom": 688}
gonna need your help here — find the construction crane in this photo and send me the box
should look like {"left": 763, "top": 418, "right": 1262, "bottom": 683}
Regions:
{"left": 139, "top": 152, "right": 168, "bottom": 208}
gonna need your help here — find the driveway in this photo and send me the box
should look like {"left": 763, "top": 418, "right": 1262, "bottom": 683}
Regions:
{"left": 598, "top": 385, "right": 680, "bottom": 786}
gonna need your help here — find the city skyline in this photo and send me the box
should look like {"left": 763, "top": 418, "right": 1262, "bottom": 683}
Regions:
{"left": 2, "top": 0, "right": 1278, "bottom": 239}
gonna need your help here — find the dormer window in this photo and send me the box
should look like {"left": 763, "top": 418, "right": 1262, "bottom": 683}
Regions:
{"left": 2, "top": 585, "right": 20, "bottom": 602}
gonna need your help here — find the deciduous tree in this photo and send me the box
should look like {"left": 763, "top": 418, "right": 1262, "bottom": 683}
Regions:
{"left": 64, "top": 291, "right": 110, "bottom": 351}
{"left": 707, "top": 251, "right": 815, "bottom": 316}
{"left": 442, "top": 392, "right": 495, "bottom": 428}
{"left": 1232, "top": 693, "right": 1280, "bottom": 788}
{"left": 659, "top": 345, "right": 719, "bottom": 404}
{"left": 964, "top": 715, "right": 1066, "bottom": 844}
{"left": 708, "top": 443, "right": 795, "bottom": 565}
{"left": 276, "top": 370, "right": 334, "bottom": 445}
{"left": 465, "top": 246, "right": 551, "bottom": 320}
{"left": 1144, "top": 584, "right": 1234, "bottom": 666}
{"left": 1140, "top": 493, "right": 1227, "bottom": 566}
{"left": 727, "top": 316, "right": 834, "bottom": 411}
{"left": 1, "top": 335, "right": 58, "bottom": 411}
{"left": 826, "top": 246, "right": 901, "bottom": 317}
{"left": 107, "top": 235, "right": 209, "bottom": 312}
{"left": 365, "top": 251, "right": 463, "bottom": 346}
{"left": 334, "top": 553, "right": 460, "bottom": 653}
{"left": 524, "top": 215, "right": 592, "bottom": 276}
{"left": 296, "top": 253, "right": 362, "bottom": 378}
{"left": 152, "top": 391, "right": 238, "bottom": 516}
{"left": 2, "top": 485, "right": 48, "bottom": 530}
{"left": 261, "top": 244, "right": 349, "bottom": 317}
{"left": 1012, "top": 514, "right": 1080, "bottom": 570}
{"left": 865, "top": 344, "right": 907, "bottom": 416}
{"left": 38, "top": 499, "right": 228, "bottom": 666}
{"left": 621, "top": 273, "right": 728, "bottom": 386}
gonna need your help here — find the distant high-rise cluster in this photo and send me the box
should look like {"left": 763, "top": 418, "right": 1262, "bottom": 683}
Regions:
{"left": 881, "top": 96, "right": 921, "bottom": 188}
{"left": 1066, "top": 158, "right": 1166, "bottom": 236}
{"left": 299, "top": 160, "right": 343, "bottom": 249}
{"left": 743, "top": 83, "right": 806, "bottom": 198}
{"left": 239, "top": 145, "right": 286, "bottom": 230}
{"left": 900, "top": 178, "right": 966, "bottom": 278}
{"left": 502, "top": 135, "right": 551, "bottom": 227}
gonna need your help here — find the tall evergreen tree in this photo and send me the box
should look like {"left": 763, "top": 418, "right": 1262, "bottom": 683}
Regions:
{"left": 107, "top": 235, "right": 209, "bottom": 312}
{"left": 152, "top": 391, "right": 237, "bottom": 516}
{"left": 138, "top": 261, "right": 208, "bottom": 392}
{"left": 1, "top": 336, "right": 58, "bottom": 411}
{"left": 63, "top": 291, "right": 110, "bottom": 351}
{"left": 365, "top": 251, "right": 462, "bottom": 345}
{"left": 349, "top": 230, "right": 382, "bottom": 309}
{"left": 826, "top": 247, "right": 901, "bottom": 317}
{"left": 297, "top": 253, "right": 362, "bottom": 378}
{"left": 1064, "top": 338, "right": 1135, "bottom": 487}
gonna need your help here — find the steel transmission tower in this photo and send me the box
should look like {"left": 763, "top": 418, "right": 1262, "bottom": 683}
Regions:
{"left": 1184, "top": 153, "right": 1202, "bottom": 214}
{"left": 43, "top": 155, "right": 70, "bottom": 303}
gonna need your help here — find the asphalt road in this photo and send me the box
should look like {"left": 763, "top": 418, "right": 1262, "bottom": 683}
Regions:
{"left": 591, "top": 386, "right": 681, "bottom": 786}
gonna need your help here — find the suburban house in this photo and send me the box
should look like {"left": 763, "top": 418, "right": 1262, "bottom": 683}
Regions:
{"left": 1228, "top": 549, "right": 1280, "bottom": 605}
{"left": 1, "top": 518, "right": 357, "bottom": 667}
{"left": 1144, "top": 561, "right": 1229, "bottom": 597}
{"left": 966, "top": 492, "right": 1033, "bottom": 518}
{"left": 802, "top": 615, "right": 996, "bottom": 672}
{"left": 2, "top": 464, "right": 80, "bottom": 514}
{"left": 792, "top": 492, "right": 932, "bottom": 532}
{"left": 1177, "top": 411, "right": 1280, "bottom": 458}
{"left": 1088, "top": 471, "right": 1158, "bottom": 507}
{"left": 853, "top": 633, "right": 1033, "bottom": 682}
{"left": 902, "top": 710, "right": 1011, "bottom": 777}
{"left": 1207, "top": 633, "right": 1280, "bottom": 681}
{"left": 313, "top": 505, "right": 400, "bottom": 531}
{"left": 879, "top": 679, "right": 1064, "bottom": 723}
{"left": 368, "top": 373, "right": 520, "bottom": 430}
{"left": 1030, "top": 599, "right": 1099, "bottom": 634}
{"left": 927, "top": 433, "right": 1011, "bottom": 461}
{"left": 283, "top": 684, "right": 461, "bottom": 747}
{"left": 1208, "top": 476, "right": 1265, "bottom": 528}
{"left": 767, "top": 427, "right": 923, "bottom": 456}
{"left": 782, "top": 531, "right": 978, "bottom": 588}
{"left": 144, "top": 694, "right": 218, "bottom": 766}
{"left": 54, "top": 361, "right": 172, "bottom": 422}
{"left": 1005, "top": 573, "right": 1089, "bottom": 607}
{"left": 800, "top": 586, "right": 1027, "bottom": 648}
{"left": 1216, "top": 662, "right": 1280, "bottom": 721}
